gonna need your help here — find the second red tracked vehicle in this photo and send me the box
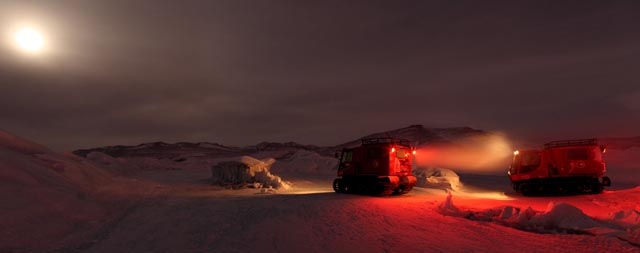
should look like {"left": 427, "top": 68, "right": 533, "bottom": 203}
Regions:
{"left": 509, "top": 139, "right": 611, "bottom": 195}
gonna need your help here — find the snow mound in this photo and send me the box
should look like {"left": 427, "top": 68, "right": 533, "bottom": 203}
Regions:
{"left": 435, "top": 195, "right": 640, "bottom": 237}
{"left": 533, "top": 202, "right": 601, "bottom": 230}
{"left": 414, "top": 167, "right": 463, "bottom": 191}
{"left": 211, "top": 156, "right": 291, "bottom": 189}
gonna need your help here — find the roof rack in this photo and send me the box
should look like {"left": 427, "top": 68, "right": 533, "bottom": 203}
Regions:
{"left": 361, "top": 137, "right": 411, "bottom": 146}
{"left": 544, "top": 139, "right": 598, "bottom": 149}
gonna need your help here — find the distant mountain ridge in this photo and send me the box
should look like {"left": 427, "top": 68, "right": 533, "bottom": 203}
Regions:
{"left": 73, "top": 141, "right": 245, "bottom": 159}
{"left": 337, "top": 125, "right": 488, "bottom": 148}
{"left": 72, "top": 125, "right": 490, "bottom": 158}
{"left": 72, "top": 125, "right": 640, "bottom": 159}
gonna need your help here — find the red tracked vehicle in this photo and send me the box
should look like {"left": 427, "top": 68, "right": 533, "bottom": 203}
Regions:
{"left": 509, "top": 139, "right": 611, "bottom": 195}
{"left": 333, "top": 138, "right": 417, "bottom": 196}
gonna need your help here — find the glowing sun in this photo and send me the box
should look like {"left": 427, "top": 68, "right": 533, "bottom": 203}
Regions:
{"left": 15, "top": 28, "right": 44, "bottom": 52}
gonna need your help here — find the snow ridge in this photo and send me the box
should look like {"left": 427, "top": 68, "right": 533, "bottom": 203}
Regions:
{"left": 437, "top": 194, "right": 640, "bottom": 245}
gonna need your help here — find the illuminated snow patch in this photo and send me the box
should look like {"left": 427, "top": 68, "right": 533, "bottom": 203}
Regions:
{"left": 437, "top": 194, "right": 640, "bottom": 244}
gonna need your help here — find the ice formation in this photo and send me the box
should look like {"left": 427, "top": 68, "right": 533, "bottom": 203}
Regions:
{"left": 414, "top": 167, "right": 464, "bottom": 191}
{"left": 211, "top": 156, "right": 291, "bottom": 189}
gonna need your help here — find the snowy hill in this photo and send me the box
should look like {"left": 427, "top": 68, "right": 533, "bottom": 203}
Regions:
{"left": 0, "top": 130, "right": 113, "bottom": 189}
{"left": 336, "top": 124, "right": 488, "bottom": 148}
{"left": 0, "top": 130, "right": 115, "bottom": 250}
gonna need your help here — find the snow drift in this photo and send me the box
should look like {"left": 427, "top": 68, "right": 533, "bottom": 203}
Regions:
{"left": 437, "top": 194, "right": 640, "bottom": 244}
{"left": 438, "top": 195, "right": 602, "bottom": 233}
{"left": 211, "top": 156, "right": 291, "bottom": 189}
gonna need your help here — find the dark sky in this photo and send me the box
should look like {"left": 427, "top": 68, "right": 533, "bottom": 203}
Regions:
{"left": 1, "top": 1, "right": 639, "bottom": 151}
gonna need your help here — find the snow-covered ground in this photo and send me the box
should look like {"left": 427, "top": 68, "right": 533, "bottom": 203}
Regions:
{"left": 48, "top": 167, "right": 640, "bottom": 253}
{"left": 2, "top": 129, "right": 640, "bottom": 252}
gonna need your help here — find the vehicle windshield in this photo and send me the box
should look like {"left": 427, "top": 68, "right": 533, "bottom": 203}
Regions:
{"left": 521, "top": 153, "right": 541, "bottom": 166}
{"left": 396, "top": 148, "right": 409, "bottom": 159}
{"left": 518, "top": 152, "right": 541, "bottom": 173}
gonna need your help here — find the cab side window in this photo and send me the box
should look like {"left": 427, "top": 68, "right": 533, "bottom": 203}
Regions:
{"left": 342, "top": 151, "right": 353, "bottom": 163}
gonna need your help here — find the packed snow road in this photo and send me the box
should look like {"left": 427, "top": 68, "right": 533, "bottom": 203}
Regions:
{"left": 54, "top": 168, "right": 640, "bottom": 253}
